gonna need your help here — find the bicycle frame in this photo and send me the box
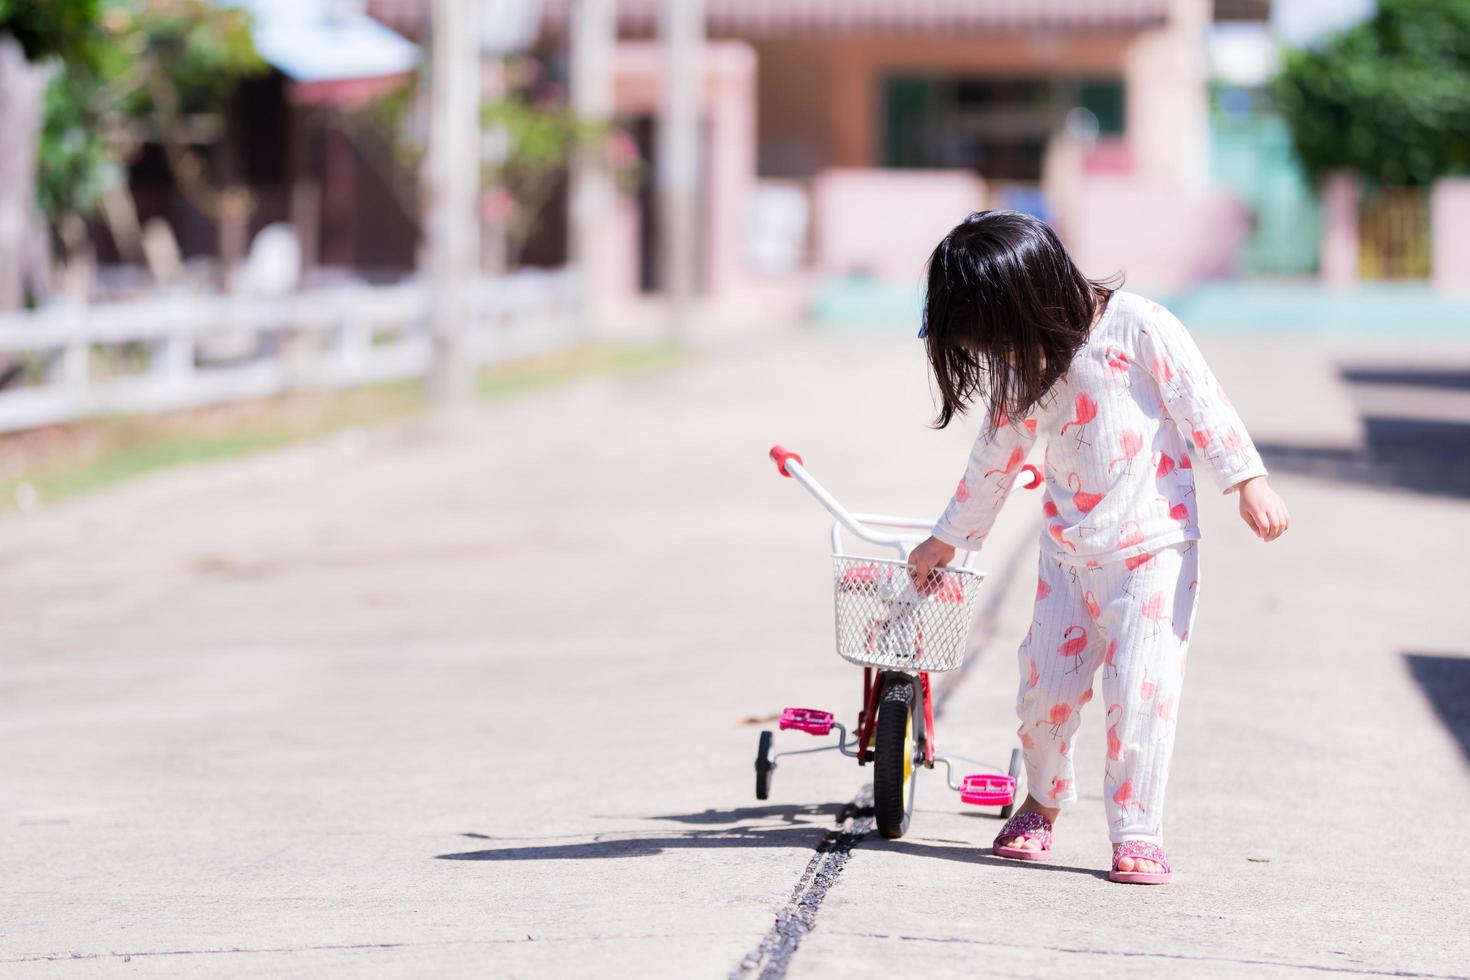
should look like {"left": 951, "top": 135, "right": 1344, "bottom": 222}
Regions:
{"left": 768, "top": 445, "right": 1041, "bottom": 780}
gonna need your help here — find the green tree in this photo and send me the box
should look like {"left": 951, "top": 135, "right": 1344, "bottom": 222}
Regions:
{"left": 37, "top": 1, "right": 266, "bottom": 229}
{"left": 0, "top": 0, "right": 101, "bottom": 66}
{"left": 1275, "top": 0, "right": 1470, "bottom": 186}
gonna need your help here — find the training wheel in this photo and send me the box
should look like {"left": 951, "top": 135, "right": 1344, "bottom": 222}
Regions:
{"left": 1000, "top": 747, "right": 1023, "bottom": 819}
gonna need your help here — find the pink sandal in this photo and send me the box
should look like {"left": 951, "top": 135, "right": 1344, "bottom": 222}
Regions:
{"left": 992, "top": 811, "right": 1053, "bottom": 861}
{"left": 1110, "top": 840, "right": 1172, "bottom": 884}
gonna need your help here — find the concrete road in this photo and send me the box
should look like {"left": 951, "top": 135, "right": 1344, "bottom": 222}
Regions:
{"left": 3, "top": 330, "right": 1469, "bottom": 979}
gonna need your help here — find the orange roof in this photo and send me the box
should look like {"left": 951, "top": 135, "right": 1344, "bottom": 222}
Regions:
{"left": 540, "top": 0, "right": 1171, "bottom": 34}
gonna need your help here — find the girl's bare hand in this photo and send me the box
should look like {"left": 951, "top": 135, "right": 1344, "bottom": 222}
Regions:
{"left": 908, "top": 535, "right": 957, "bottom": 589}
{"left": 1236, "top": 477, "right": 1290, "bottom": 542}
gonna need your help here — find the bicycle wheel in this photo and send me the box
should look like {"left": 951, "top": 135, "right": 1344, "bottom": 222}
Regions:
{"left": 873, "top": 676, "right": 918, "bottom": 839}
{"left": 755, "top": 731, "right": 774, "bottom": 800}
{"left": 1000, "top": 747, "right": 1023, "bottom": 819}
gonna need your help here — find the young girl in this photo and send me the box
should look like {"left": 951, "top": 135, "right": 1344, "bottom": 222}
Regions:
{"left": 906, "top": 211, "right": 1290, "bottom": 885}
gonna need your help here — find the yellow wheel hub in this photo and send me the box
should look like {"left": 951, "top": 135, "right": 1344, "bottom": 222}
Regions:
{"left": 902, "top": 710, "right": 915, "bottom": 808}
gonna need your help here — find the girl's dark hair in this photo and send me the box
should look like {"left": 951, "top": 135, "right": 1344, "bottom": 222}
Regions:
{"left": 921, "top": 210, "right": 1116, "bottom": 430}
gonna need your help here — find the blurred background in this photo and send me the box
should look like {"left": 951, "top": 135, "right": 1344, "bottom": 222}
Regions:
{"left": 4, "top": 1, "right": 1470, "bottom": 975}
{"left": 1, "top": 0, "right": 1468, "bottom": 492}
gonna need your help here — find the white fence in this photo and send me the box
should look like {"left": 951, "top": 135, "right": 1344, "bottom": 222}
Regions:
{"left": 0, "top": 269, "right": 577, "bottom": 433}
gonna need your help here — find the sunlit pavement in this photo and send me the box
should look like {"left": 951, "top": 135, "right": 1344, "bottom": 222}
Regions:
{"left": 3, "top": 326, "right": 1469, "bottom": 978}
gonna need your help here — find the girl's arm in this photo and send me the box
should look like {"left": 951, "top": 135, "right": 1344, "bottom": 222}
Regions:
{"left": 1138, "top": 307, "right": 1290, "bottom": 541}
{"left": 930, "top": 412, "right": 1038, "bottom": 551}
{"left": 1137, "top": 308, "right": 1268, "bottom": 493}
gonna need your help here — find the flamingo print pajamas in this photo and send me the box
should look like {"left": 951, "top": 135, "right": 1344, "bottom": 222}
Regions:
{"left": 931, "top": 291, "right": 1267, "bottom": 844}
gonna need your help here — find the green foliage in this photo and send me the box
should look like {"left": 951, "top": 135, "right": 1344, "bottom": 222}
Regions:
{"left": 482, "top": 81, "right": 643, "bottom": 264}
{"left": 0, "top": 0, "right": 102, "bottom": 67}
{"left": 1274, "top": 0, "right": 1470, "bottom": 186}
{"left": 36, "top": 71, "right": 121, "bottom": 219}
{"left": 31, "top": 0, "right": 267, "bottom": 224}
{"left": 106, "top": 0, "right": 264, "bottom": 115}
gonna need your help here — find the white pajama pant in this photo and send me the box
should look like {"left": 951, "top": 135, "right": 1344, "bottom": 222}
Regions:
{"left": 1016, "top": 542, "right": 1199, "bottom": 844}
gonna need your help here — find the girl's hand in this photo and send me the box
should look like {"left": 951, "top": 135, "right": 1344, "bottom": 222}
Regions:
{"left": 1236, "top": 477, "right": 1290, "bottom": 542}
{"left": 908, "top": 536, "right": 957, "bottom": 589}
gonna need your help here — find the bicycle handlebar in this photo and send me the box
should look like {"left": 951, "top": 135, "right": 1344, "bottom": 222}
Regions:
{"left": 769, "top": 445, "right": 804, "bottom": 478}
{"left": 768, "top": 443, "right": 1043, "bottom": 557}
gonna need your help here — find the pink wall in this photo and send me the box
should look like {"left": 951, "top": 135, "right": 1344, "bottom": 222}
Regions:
{"left": 602, "top": 40, "right": 758, "bottom": 300}
{"left": 1319, "top": 172, "right": 1361, "bottom": 289}
{"left": 1067, "top": 175, "right": 1247, "bottom": 294}
{"left": 810, "top": 169, "right": 987, "bottom": 283}
{"left": 1432, "top": 178, "right": 1470, "bottom": 296}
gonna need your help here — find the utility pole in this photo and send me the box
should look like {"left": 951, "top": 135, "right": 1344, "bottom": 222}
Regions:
{"left": 568, "top": 0, "right": 616, "bottom": 338}
{"left": 427, "top": 0, "right": 482, "bottom": 403}
{"left": 657, "top": 0, "right": 704, "bottom": 343}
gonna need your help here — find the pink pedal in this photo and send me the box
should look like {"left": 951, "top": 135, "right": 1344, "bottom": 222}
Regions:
{"left": 960, "top": 773, "right": 1016, "bottom": 806}
{"left": 780, "top": 707, "right": 834, "bottom": 736}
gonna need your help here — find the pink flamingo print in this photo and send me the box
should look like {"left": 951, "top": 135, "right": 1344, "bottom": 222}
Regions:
{"left": 1185, "top": 417, "right": 1214, "bottom": 452}
{"left": 1222, "top": 426, "right": 1245, "bottom": 458}
{"left": 1084, "top": 590, "right": 1101, "bottom": 621}
{"left": 1141, "top": 591, "right": 1172, "bottom": 641}
{"left": 1157, "top": 693, "right": 1175, "bottom": 722}
{"left": 1112, "top": 778, "right": 1146, "bottom": 814}
{"left": 1156, "top": 451, "right": 1176, "bottom": 477}
{"left": 1105, "top": 704, "right": 1126, "bottom": 762}
{"left": 1019, "top": 730, "right": 1037, "bottom": 749}
{"left": 954, "top": 479, "right": 970, "bottom": 503}
{"left": 1058, "top": 625, "right": 1088, "bottom": 674}
{"left": 1121, "top": 548, "right": 1154, "bottom": 599}
{"left": 1118, "top": 520, "right": 1145, "bottom": 549}
{"left": 1023, "top": 418, "right": 1038, "bottom": 436}
{"left": 1059, "top": 392, "right": 1099, "bottom": 447}
{"left": 1109, "top": 429, "right": 1143, "bottom": 473}
{"left": 1079, "top": 687, "right": 1094, "bottom": 706}
{"left": 1048, "top": 524, "right": 1077, "bottom": 551}
{"left": 1086, "top": 559, "right": 1103, "bottom": 570}
{"left": 1026, "top": 658, "right": 1039, "bottom": 690}
{"left": 1047, "top": 702, "right": 1072, "bottom": 738}
{"left": 1105, "top": 345, "right": 1131, "bottom": 375}
{"left": 1103, "top": 637, "right": 1119, "bottom": 678}
{"left": 1042, "top": 499, "right": 1059, "bottom": 518}
{"left": 1036, "top": 576, "right": 1052, "bottom": 601}
{"left": 984, "top": 446, "right": 1025, "bottom": 480}
{"left": 1180, "top": 452, "right": 1192, "bottom": 470}
{"left": 1068, "top": 472, "right": 1103, "bottom": 513}
{"left": 1050, "top": 775, "right": 1072, "bottom": 797}
{"left": 1139, "top": 666, "right": 1156, "bottom": 702}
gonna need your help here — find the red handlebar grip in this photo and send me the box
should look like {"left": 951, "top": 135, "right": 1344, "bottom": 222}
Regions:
{"left": 1020, "top": 464, "right": 1043, "bottom": 490}
{"left": 769, "top": 445, "right": 804, "bottom": 478}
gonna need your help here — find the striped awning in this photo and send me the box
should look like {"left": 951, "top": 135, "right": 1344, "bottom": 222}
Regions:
{"left": 540, "top": 0, "right": 1172, "bottom": 34}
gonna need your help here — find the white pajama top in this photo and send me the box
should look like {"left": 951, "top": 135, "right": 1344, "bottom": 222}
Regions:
{"left": 931, "top": 291, "right": 1267, "bottom": 561}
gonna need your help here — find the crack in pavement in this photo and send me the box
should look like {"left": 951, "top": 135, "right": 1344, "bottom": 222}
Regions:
{"left": 6, "top": 931, "right": 752, "bottom": 965}
{"left": 730, "top": 525, "right": 1038, "bottom": 980}
{"left": 729, "top": 791, "right": 875, "bottom": 980}
{"left": 822, "top": 930, "right": 1468, "bottom": 979}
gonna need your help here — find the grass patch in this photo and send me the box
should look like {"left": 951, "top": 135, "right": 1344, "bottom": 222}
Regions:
{"left": 1, "top": 343, "right": 684, "bottom": 513}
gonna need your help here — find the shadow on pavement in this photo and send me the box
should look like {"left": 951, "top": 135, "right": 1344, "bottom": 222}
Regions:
{"left": 436, "top": 804, "right": 1083, "bottom": 867}
{"left": 869, "top": 837, "right": 1111, "bottom": 880}
{"left": 436, "top": 824, "right": 837, "bottom": 861}
{"left": 1340, "top": 367, "right": 1470, "bottom": 391}
{"left": 631, "top": 803, "right": 850, "bottom": 825}
{"left": 1257, "top": 416, "right": 1470, "bottom": 500}
{"left": 1403, "top": 653, "right": 1470, "bottom": 766}
{"left": 1257, "top": 365, "right": 1470, "bottom": 499}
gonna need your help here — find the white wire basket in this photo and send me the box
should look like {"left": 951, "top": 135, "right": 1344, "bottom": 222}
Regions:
{"left": 831, "top": 556, "right": 982, "bottom": 673}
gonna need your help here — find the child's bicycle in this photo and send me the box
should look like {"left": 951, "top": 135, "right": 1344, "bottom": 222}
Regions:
{"left": 757, "top": 445, "right": 1042, "bottom": 839}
